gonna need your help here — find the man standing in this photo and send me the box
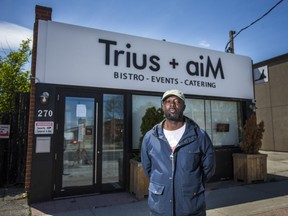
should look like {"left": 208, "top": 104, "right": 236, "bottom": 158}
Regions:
{"left": 141, "top": 89, "right": 215, "bottom": 216}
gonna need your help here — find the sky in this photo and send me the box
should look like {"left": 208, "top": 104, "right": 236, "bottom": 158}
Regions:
{"left": 0, "top": 0, "right": 287, "bottom": 63}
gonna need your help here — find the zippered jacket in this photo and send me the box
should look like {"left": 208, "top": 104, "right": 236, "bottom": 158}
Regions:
{"left": 141, "top": 116, "right": 215, "bottom": 216}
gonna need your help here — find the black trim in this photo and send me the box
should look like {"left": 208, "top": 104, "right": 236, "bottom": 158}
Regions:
{"left": 253, "top": 53, "right": 288, "bottom": 68}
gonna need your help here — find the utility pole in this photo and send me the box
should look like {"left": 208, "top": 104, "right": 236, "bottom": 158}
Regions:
{"left": 228, "top": 31, "right": 236, "bottom": 53}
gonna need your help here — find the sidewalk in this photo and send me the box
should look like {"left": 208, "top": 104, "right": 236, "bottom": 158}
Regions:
{"left": 1, "top": 150, "right": 288, "bottom": 216}
{"left": 30, "top": 180, "right": 288, "bottom": 216}
{"left": 208, "top": 150, "right": 288, "bottom": 216}
{"left": 206, "top": 180, "right": 288, "bottom": 215}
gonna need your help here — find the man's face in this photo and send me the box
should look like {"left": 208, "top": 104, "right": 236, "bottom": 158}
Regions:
{"left": 162, "top": 96, "right": 185, "bottom": 122}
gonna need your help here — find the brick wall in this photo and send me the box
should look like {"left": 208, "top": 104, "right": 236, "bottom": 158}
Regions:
{"left": 25, "top": 5, "right": 52, "bottom": 192}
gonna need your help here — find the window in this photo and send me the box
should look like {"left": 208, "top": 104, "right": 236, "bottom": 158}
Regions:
{"left": 102, "top": 94, "right": 124, "bottom": 185}
{"left": 184, "top": 99, "right": 205, "bottom": 129}
{"left": 132, "top": 95, "right": 242, "bottom": 149}
{"left": 132, "top": 95, "right": 161, "bottom": 149}
{"left": 207, "top": 100, "right": 241, "bottom": 146}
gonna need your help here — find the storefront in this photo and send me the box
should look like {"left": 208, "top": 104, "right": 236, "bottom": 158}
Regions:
{"left": 26, "top": 6, "right": 254, "bottom": 203}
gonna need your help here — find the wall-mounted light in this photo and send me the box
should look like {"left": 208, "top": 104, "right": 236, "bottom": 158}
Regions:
{"left": 249, "top": 99, "right": 257, "bottom": 112}
{"left": 40, "top": 92, "right": 49, "bottom": 105}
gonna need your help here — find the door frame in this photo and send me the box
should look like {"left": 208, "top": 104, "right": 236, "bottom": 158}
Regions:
{"left": 53, "top": 89, "right": 103, "bottom": 198}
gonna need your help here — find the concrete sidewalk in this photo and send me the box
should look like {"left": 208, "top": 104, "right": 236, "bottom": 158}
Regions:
{"left": 206, "top": 180, "right": 288, "bottom": 216}
{"left": 1, "top": 150, "right": 288, "bottom": 216}
{"left": 30, "top": 150, "right": 288, "bottom": 216}
{"left": 29, "top": 179, "right": 288, "bottom": 216}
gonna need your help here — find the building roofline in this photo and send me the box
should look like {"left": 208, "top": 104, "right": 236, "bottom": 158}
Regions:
{"left": 253, "top": 53, "right": 288, "bottom": 68}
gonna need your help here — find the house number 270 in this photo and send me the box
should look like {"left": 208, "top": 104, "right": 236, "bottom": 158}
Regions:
{"left": 38, "top": 110, "right": 53, "bottom": 117}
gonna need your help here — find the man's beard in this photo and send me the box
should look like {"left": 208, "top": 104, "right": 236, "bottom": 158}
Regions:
{"left": 164, "top": 111, "right": 183, "bottom": 122}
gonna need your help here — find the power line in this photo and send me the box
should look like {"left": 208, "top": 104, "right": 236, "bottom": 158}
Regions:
{"left": 225, "top": 0, "right": 285, "bottom": 53}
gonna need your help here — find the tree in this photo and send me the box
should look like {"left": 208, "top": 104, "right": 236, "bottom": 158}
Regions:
{"left": 0, "top": 39, "right": 31, "bottom": 116}
{"left": 240, "top": 112, "right": 265, "bottom": 154}
{"left": 139, "top": 107, "right": 164, "bottom": 145}
{"left": 134, "top": 107, "right": 164, "bottom": 161}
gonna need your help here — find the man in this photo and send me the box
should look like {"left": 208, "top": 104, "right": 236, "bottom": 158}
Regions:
{"left": 141, "top": 89, "right": 215, "bottom": 216}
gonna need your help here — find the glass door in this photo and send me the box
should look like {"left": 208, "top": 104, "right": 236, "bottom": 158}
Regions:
{"left": 54, "top": 93, "right": 100, "bottom": 197}
{"left": 62, "top": 97, "right": 96, "bottom": 188}
{"left": 54, "top": 91, "right": 125, "bottom": 197}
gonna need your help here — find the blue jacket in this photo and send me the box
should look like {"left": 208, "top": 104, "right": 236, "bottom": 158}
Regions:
{"left": 141, "top": 117, "right": 215, "bottom": 216}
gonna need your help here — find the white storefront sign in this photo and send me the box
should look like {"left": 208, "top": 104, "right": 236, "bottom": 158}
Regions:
{"left": 36, "top": 20, "right": 253, "bottom": 99}
{"left": 34, "top": 121, "right": 54, "bottom": 135}
{"left": 0, "top": 124, "right": 10, "bottom": 139}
